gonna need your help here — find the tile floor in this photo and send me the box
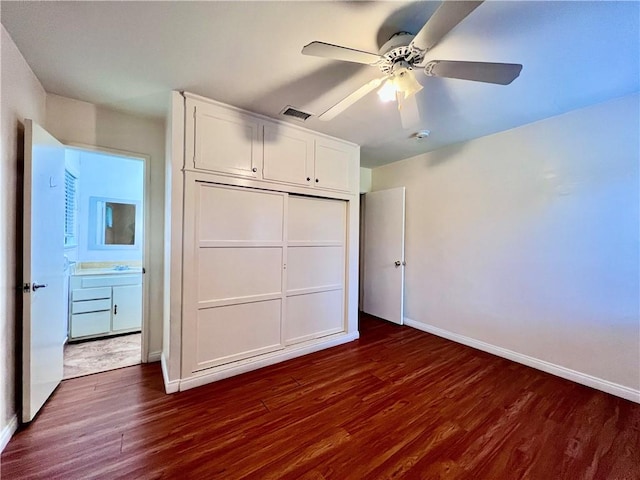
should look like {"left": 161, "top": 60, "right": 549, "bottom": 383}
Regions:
{"left": 63, "top": 333, "right": 141, "bottom": 379}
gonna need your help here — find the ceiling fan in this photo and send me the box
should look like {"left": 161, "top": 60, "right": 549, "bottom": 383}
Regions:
{"left": 302, "top": 1, "right": 522, "bottom": 128}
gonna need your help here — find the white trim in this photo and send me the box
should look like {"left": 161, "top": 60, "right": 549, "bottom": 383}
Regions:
{"left": 404, "top": 317, "right": 640, "bottom": 404}
{"left": 161, "top": 353, "right": 180, "bottom": 394}
{"left": 1, "top": 415, "right": 18, "bottom": 452}
{"left": 147, "top": 351, "right": 162, "bottom": 363}
{"left": 178, "top": 331, "right": 359, "bottom": 392}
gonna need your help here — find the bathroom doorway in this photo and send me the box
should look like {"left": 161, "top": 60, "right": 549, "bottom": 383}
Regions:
{"left": 61, "top": 146, "right": 148, "bottom": 379}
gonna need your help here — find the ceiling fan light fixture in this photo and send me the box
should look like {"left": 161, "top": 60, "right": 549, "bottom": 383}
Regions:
{"left": 394, "top": 68, "right": 423, "bottom": 99}
{"left": 377, "top": 79, "right": 397, "bottom": 102}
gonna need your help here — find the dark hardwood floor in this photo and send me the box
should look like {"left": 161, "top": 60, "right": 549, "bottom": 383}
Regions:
{"left": 3, "top": 314, "right": 639, "bottom": 479}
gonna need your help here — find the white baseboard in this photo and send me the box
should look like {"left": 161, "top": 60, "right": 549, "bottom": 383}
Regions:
{"left": 147, "top": 350, "right": 162, "bottom": 363}
{"left": 179, "top": 331, "right": 360, "bottom": 392}
{"left": 161, "top": 353, "right": 180, "bottom": 394}
{"left": 404, "top": 317, "right": 640, "bottom": 404}
{"left": 0, "top": 415, "right": 18, "bottom": 453}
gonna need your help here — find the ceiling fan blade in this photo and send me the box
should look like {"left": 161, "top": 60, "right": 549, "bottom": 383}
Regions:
{"left": 410, "top": 1, "right": 483, "bottom": 55}
{"left": 302, "top": 41, "right": 381, "bottom": 65}
{"left": 397, "top": 91, "right": 421, "bottom": 130}
{"left": 319, "top": 77, "right": 386, "bottom": 121}
{"left": 424, "top": 60, "right": 523, "bottom": 85}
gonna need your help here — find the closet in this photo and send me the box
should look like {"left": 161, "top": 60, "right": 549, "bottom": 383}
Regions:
{"left": 164, "top": 92, "right": 360, "bottom": 391}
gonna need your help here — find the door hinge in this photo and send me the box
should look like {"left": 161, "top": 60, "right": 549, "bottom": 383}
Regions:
{"left": 23, "top": 283, "right": 31, "bottom": 293}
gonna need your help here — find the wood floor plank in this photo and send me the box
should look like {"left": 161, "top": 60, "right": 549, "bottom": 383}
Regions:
{"left": 2, "top": 313, "right": 639, "bottom": 479}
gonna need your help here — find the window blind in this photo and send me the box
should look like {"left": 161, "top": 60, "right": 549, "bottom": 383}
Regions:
{"left": 64, "top": 170, "right": 77, "bottom": 245}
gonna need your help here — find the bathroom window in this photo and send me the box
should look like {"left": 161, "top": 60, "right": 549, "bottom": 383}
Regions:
{"left": 64, "top": 169, "right": 78, "bottom": 246}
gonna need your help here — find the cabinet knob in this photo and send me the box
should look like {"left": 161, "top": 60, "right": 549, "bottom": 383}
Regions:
{"left": 252, "top": 167, "right": 257, "bottom": 173}
{"left": 315, "top": 178, "right": 319, "bottom": 183}
{"left": 306, "top": 177, "right": 311, "bottom": 182}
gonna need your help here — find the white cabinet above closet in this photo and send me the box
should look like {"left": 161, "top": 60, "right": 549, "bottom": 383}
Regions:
{"left": 314, "top": 137, "right": 354, "bottom": 192}
{"left": 184, "top": 93, "right": 359, "bottom": 194}
{"left": 263, "top": 123, "right": 314, "bottom": 187}
{"left": 186, "top": 99, "right": 261, "bottom": 178}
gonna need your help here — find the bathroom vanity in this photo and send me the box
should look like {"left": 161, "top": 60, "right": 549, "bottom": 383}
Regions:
{"left": 69, "top": 267, "right": 142, "bottom": 341}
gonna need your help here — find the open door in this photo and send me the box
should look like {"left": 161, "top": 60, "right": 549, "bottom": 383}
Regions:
{"left": 22, "top": 119, "right": 66, "bottom": 423}
{"left": 362, "top": 187, "right": 406, "bottom": 325}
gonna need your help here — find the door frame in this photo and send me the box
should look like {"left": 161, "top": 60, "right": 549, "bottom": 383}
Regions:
{"left": 64, "top": 142, "right": 151, "bottom": 363}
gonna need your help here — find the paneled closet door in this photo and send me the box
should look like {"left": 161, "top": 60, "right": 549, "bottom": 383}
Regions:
{"left": 185, "top": 183, "right": 286, "bottom": 374}
{"left": 285, "top": 195, "right": 346, "bottom": 345}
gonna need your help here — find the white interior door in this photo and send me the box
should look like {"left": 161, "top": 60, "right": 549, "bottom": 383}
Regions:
{"left": 362, "top": 187, "right": 406, "bottom": 325}
{"left": 23, "top": 119, "right": 66, "bottom": 422}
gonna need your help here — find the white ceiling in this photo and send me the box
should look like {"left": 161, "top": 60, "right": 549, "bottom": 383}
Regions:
{"left": 2, "top": 1, "right": 638, "bottom": 167}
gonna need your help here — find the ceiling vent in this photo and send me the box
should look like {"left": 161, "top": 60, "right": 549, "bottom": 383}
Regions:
{"left": 280, "top": 106, "right": 313, "bottom": 122}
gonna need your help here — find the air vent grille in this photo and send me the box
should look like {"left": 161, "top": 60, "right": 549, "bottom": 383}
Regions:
{"left": 280, "top": 106, "right": 313, "bottom": 121}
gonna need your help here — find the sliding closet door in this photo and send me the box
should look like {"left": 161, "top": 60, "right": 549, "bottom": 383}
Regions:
{"left": 285, "top": 195, "right": 346, "bottom": 344}
{"left": 183, "top": 183, "right": 286, "bottom": 374}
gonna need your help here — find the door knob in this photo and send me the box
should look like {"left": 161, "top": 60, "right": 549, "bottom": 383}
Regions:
{"left": 32, "top": 283, "right": 48, "bottom": 291}
{"left": 394, "top": 261, "right": 406, "bottom": 268}
{"left": 252, "top": 167, "right": 258, "bottom": 173}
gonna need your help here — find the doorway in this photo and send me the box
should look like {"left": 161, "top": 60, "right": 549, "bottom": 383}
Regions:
{"left": 61, "top": 147, "right": 147, "bottom": 379}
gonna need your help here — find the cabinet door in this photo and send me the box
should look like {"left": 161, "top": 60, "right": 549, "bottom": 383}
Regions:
{"left": 70, "top": 311, "right": 111, "bottom": 339}
{"left": 112, "top": 284, "right": 142, "bottom": 332}
{"left": 186, "top": 99, "right": 261, "bottom": 178}
{"left": 314, "top": 138, "right": 355, "bottom": 192}
{"left": 263, "top": 123, "right": 314, "bottom": 186}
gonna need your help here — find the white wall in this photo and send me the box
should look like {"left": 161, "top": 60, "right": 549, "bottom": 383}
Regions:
{"left": 0, "top": 26, "right": 47, "bottom": 449}
{"left": 45, "top": 94, "right": 165, "bottom": 359}
{"left": 359, "top": 167, "right": 371, "bottom": 193}
{"left": 76, "top": 151, "right": 144, "bottom": 263}
{"left": 371, "top": 93, "right": 640, "bottom": 398}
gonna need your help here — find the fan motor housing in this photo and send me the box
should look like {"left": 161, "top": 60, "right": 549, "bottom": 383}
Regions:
{"left": 378, "top": 32, "right": 422, "bottom": 74}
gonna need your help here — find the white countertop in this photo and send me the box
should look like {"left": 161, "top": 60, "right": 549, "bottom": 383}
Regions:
{"left": 73, "top": 267, "right": 143, "bottom": 276}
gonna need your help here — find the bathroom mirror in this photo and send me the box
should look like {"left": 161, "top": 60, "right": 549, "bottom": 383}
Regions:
{"left": 89, "top": 197, "right": 141, "bottom": 250}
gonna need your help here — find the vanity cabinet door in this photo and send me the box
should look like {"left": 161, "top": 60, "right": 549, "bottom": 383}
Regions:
{"left": 112, "top": 284, "right": 142, "bottom": 332}
{"left": 70, "top": 311, "right": 111, "bottom": 338}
